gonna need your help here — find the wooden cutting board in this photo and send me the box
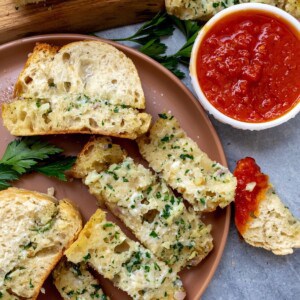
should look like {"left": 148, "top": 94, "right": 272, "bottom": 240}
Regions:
{"left": 0, "top": 0, "right": 165, "bottom": 44}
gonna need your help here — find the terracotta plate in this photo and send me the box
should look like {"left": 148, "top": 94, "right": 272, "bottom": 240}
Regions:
{"left": 0, "top": 34, "right": 230, "bottom": 300}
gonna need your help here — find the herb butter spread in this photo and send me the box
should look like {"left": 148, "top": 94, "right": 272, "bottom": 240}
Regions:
{"left": 65, "top": 209, "right": 185, "bottom": 300}
{"left": 73, "top": 137, "right": 213, "bottom": 272}
{"left": 137, "top": 114, "right": 236, "bottom": 212}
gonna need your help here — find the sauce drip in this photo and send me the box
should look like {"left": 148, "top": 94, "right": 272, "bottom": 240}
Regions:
{"left": 234, "top": 157, "right": 269, "bottom": 234}
{"left": 197, "top": 12, "right": 300, "bottom": 123}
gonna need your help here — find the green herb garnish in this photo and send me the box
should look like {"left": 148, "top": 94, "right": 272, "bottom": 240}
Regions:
{"left": 0, "top": 137, "right": 75, "bottom": 190}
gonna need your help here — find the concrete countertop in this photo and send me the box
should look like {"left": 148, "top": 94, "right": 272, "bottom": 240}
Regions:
{"left": 97, "top": 23, "right": 300, "bottom": 300}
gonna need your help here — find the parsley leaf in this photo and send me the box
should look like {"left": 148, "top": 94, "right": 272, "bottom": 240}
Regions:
{"left": 32, "top": 156, "right": 76, "bottom": 181}
{"left": 0, "top": 137, "right": 62, "bottom": 174}
{"left": 169, "top": 16, "right": 201, "bottom": 40}
{"left": 139, "top": 38, "right": 167, "bottom": 57}
{"left": 174, "top": 30, "right": 201, "bottom": 66}
{"left": 0, "top": 137, "right": 75, "bottom": 190}
{"left": 113, "top": 12, "right": 174, "bottom": 43}
{"left": 0, "top": 165, "right": 19, "bottom": 190}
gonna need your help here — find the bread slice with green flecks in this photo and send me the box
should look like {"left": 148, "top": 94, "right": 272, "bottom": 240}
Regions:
{"left": 71, "top": 137, "right": 213, "bottom": 272}
{"left": 65, "top": 209, "right": 186, "bottom": 300}
{"left": 2, "top": 41, "right": 151, "bottom": 139}
{"left": 137, "top": 113, "right": 236, "bottom": 212}
{"left": 53, "top": 260, "right": 109, "bottom": 300}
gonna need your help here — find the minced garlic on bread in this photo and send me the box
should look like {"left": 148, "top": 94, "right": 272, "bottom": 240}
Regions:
{"left": 72, "top": 137, "right": 213, "bottom": 272}
{"left": 2, "top": 41, "right": 151, "bottom": 139}
{"left": 65, "top": 209, "right": 186, "bottom": 300}
{"left": 137, "top": 113, "right": 236, "bottom": 212}
{"left": 234, "top": 157, "right": 300, "bottom": 255}
{"left": 165, "top": 0, "right": 300, "bottom": 20}
{"left": 53, "top": 260, "right": 109, "bottom": 300}
{"left": 0, "top": 187, "right": 82, "bottom": 300}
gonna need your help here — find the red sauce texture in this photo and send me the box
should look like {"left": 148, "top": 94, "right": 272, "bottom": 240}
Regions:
{"left": 197, "top": 12, "right": 300, "bottom": 122}
{"left": 234, "top": 157, "right": 269, "bottom": 234}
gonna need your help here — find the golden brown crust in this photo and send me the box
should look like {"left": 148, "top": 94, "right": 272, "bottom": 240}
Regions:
{"left": 14, "top": 43, "right": 59, "bottom": 97}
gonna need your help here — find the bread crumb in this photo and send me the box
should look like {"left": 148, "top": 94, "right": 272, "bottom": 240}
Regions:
{"left": 47, "top": 187, "right": 55, "bottom": 197}
{"left": 40, "top": 287, "right": 45, "bottom": 294}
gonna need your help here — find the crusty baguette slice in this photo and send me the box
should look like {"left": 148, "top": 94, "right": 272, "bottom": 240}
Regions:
{"left": 72, "top": 137, "right": 213, "bottom": 272}
{"left": 2, "top": 41, "right": 151, "bottom": 139}
{"left": 0, "top": 187, "right": 82, "bottom": 300}
{"left": 2, "top": 95, "right": 151, "bottom": 139}
{"left": 137, "top": 113, "right": 236, "bottom": 212}
{"left": 53, "top": 260, "right": 109, "bottom": 300}
{"left": 65, "top": 209, "right": 186, "bottom": 300}
{"left": 165, "top": 0, "right": 300, "bottom": 20}
{"left": 242, "top": 187, "right": 300, "bottom": 255}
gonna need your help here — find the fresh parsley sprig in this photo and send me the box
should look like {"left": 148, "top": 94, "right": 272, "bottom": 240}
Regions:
{"left": 111, "top": 12, "right": 203, "bottom": 78}
{"left": 0, "top": 137, "right": 62, "bottom": 174}
{"left": 0, "top": 137, "right": 76, "bottom": 190}
{"left": 32, "top": 155, "right": 76, "bottom": 181}
{"left": 113, "top": 12, "right": 175, "bottom": 44}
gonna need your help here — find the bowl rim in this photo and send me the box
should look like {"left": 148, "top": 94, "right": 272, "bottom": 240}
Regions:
{"left": 190, "top": 3, "right": 300, "bottom": 130}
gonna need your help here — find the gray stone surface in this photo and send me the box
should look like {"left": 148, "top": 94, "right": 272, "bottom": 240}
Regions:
{"left": 96, "top": 24, "right": 300, "bottom": 300}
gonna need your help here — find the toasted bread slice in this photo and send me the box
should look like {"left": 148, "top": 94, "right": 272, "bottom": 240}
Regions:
{"left": 242, "top": 187, "right": 300, "bottom": 255}
{"left": 53, "top": 260, "right": 109, "bottom": 300}
{"left": 234, "top": 157, "right": 300, "bottom": 255}
{"left": 0, "top": 188, "right": 82, "bottom": 300}
{"left": 72, "top": 137, "right": 213, "bottom": 271}
{"left": 2, "top": 41, "right": 151, "bottom": 139}
{"left": 65, "top": 209, "right": 186, "bottom": 300}
{"left": 165, "top": 0, "right": 300, "bottom": 20}
{"left": 2, "top": 95, "right": 151, "bottom": 139}
{"left": 137, "top": 113, "right": 236, "bottom": 212}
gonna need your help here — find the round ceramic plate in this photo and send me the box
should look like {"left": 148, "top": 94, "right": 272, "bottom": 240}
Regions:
{"left": 0, "top": 34, "right": 230, "bottom": 300}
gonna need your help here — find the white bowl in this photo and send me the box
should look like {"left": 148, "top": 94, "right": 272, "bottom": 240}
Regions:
{"left": 190, "top": 3, "right": 300, "bottom": 130}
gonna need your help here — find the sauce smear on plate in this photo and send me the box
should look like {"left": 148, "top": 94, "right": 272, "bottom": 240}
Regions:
{"left": 197, "top": 12, "right": 300, "bottom": 123}
{"left": 234, "top": 157, "right": 269, "bottom": 234}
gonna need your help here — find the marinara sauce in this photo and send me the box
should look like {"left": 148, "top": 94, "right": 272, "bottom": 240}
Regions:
{"left": 197, "top": 12, "right": 300, "bottom": 122}
{"left": 234, "top": 157, "right": 269, "bottom": 234}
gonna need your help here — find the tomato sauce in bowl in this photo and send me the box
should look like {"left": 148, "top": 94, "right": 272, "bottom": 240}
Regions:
{"left": 197, "top": 11, "right": 300, "bottom": 123}
{"left": 190, "top": 4, "right": 300, "bottom": 129}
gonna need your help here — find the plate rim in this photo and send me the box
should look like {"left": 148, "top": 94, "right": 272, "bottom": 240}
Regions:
{"left": 0, "top": 33, "right": 231, "bottom": 300}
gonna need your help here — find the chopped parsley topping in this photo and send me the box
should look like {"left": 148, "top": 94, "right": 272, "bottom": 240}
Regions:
{"left": 124, "top": 251, "right": 142, "bottom": 273}
{"left": 161, "top": 204, "right": 171, "bottom": 219}
{"left": 154, "top": 262, "right": 161, "bottom": 271}
{"left": 150, "top": 230, "right": 158, "bottom": 238}
{"left": 200, "top": 198, "right": 206, "bottom": 205}
{"left": 29, "top": 279, "right": 34, "bottom": 289}
{"left": 144, "top": 265, "right": 150, "bottom": 272}
{"left": 158, "top": 113, "right": 168, "bottom": 119}
{"left": 103, "top": 223, "right": 114, "bottom": 229}
{"left": 83, "top": 253, "right": 91, "bottom": 261}
{"left": 179, "top": 154, "right": 194, "bottom": 160}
